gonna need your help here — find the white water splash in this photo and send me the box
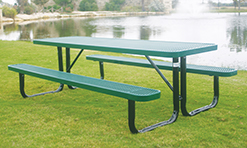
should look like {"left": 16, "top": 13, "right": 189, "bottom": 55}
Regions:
{"left": 176, "top": 0, "right": 209, "bottom": 14}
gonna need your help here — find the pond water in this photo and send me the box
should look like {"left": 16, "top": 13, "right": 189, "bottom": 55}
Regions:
{"left": 1, "top": 13, "right": 247, "bottom": 70}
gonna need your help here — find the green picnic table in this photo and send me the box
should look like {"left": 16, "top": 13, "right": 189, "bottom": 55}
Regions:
{"left": 8, "top": 37, "right": 237, "bottom": 133}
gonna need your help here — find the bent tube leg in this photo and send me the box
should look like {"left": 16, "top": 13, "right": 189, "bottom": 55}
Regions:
{"left": 128, "top": 58, "right": 180, "bottom": 133}
{"left": 128, "top": 100, "right": 138, "bottom": 133}
{"left": 180, "top": 56, "right": 219, "bottom": 116}
{"left": 99, "top": 61, "right": 104, "bottom": 79}
{"left": 172, "top": 58, "right": 180, "bottom": 113}
{"left": 19, "top": 73, "right": 64, "bottom": 98}
{"left": 188, "top": 76, "right": 219, "bottom": 115}
{"left": 128, "top": 100, "right": 178, "bottom": 133}
{"left": 181, "top": 75, "right": 220, "bottom": 116}
{"left": 180, "top": 56, "right": 190, "bottom": 116}
{"left": 57, "top": 47, "right": 63, "bottom": 72}
{"left": 66, "top": 48, "right": 77, "bottom": 89}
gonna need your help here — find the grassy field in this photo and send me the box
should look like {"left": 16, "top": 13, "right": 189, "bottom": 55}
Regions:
{"left": 0, "top": 41, "right": 246, "bottom": 147}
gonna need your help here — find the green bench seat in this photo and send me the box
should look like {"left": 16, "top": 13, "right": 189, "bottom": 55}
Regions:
{"left": 86, "top": 54, "right": 237, "bottom": 77}
{"left": 86, "top": 54, "right": 238, "bottom": 118}
{"left": 8, "top": 64, "right": 162, "bottom": 133}
{"left": 8, "top": 64, "right": 160, "bottom": 102}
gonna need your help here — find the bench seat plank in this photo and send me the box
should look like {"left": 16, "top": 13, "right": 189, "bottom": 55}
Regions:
{"left": 86, "top": 55, "right": 237, "bottom": 77}
{"left": 8, "top": 64, "right": 160, "bottom": 102}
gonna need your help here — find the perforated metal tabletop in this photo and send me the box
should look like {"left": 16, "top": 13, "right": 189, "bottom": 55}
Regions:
{"left": 33, "top": 36, "right": 217, "bottom": 58}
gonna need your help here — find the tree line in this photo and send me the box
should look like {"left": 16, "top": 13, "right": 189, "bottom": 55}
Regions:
{"left": 1, "top": 0, "right": 130, "bottom": 19}
{"left": 3, "top": 0, "right": 247, "bottom": 20}
{"left": 24, "top": 0, "right": 126, "bottom": 12}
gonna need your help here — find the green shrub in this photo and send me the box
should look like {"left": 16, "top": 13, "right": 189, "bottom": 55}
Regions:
{"left": 24, "top": 5, "right": 35, "bottom": 14}
{"left": 53, "top": 4, "right": 61, "bottom": 10}
{"left": 104, "top": 0, "right": 125, "bottom": 11}
{"left": 2, "top": 6, "right": 17, "bottom": 19}
{"left": 47, "top": 6, "right": 52, "bottom": 10}
{"left": 47, "top": 5, "right": 61, "bottom": 12}
{"left": 64, "top": 3, "right": 74, "bottom": 12}
{"left": 67, "top": 3, "right": 74, "bottom": 10}
{"left": 79, "top": 0, "right": 98, "bottom": 11}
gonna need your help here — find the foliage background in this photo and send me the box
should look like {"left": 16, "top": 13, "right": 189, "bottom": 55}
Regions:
{"left": 79, "top": 0, "right": 98, "bottom": 11}
{"left": 2, "top": 6, "right": 17, "bottom": 19}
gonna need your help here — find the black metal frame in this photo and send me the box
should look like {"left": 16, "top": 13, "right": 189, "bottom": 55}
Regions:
{"left": 66, "top": 48, "right": 84, "bottom": 89}
{"left": 19, "top": 47, "right": 83, "bottom": 98}
{"left": 180, "top": 57, "right": 219, "bottom": 116}
{"left": 19, "top": 73, "right": 64, "bottom": 98}
{"left": 127, "top": 57, "right": 180, "bottom": 133}
{"left": 98, "top": 56, "right": 220, "bottom": 133}
{"left": 18, "top": 47, "right": 219, "bottom": 134}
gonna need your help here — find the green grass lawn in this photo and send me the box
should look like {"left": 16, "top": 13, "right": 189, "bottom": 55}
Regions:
{"left": 0, "top": 41, "right": 246, "bottom": 147}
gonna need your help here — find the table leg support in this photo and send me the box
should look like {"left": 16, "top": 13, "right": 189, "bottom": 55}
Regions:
{"left": 180, "top": 56, "right": 190, "bottom": 116}
{"left": 18, "top": 47, "right": 66, "bottom": 98}
{"left": 128, "top": 100, "right": 178, "bottom": 134}
{"left": 19, "top": 73, "right": 64, "bottom": 98}
{"left": 180, "top": 56, "right": 219, "bottom": 116}
{"left": 65, "top": 48, "right": 84, "bottom": 89}
{"left": 188, "top": 76, "right": 219, "bottom": 116}
{"left": 66, "top": 48, "right": 76, "bottom": 89}
{"left": 172, "top": 58, "right": 180, "bottom": 114}
{"left": 128, "top": 100, "right": 138, "bottom": 133}
{"left": 128, "top": 58, "right": 180, "bottom": 133}
{"left": 99, "top": 61, "right": 104, "bottom": 79}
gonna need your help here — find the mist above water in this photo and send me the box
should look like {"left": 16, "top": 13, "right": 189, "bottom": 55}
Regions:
{"left": 175, "top": 0, "right": 209, "bottom": 14}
